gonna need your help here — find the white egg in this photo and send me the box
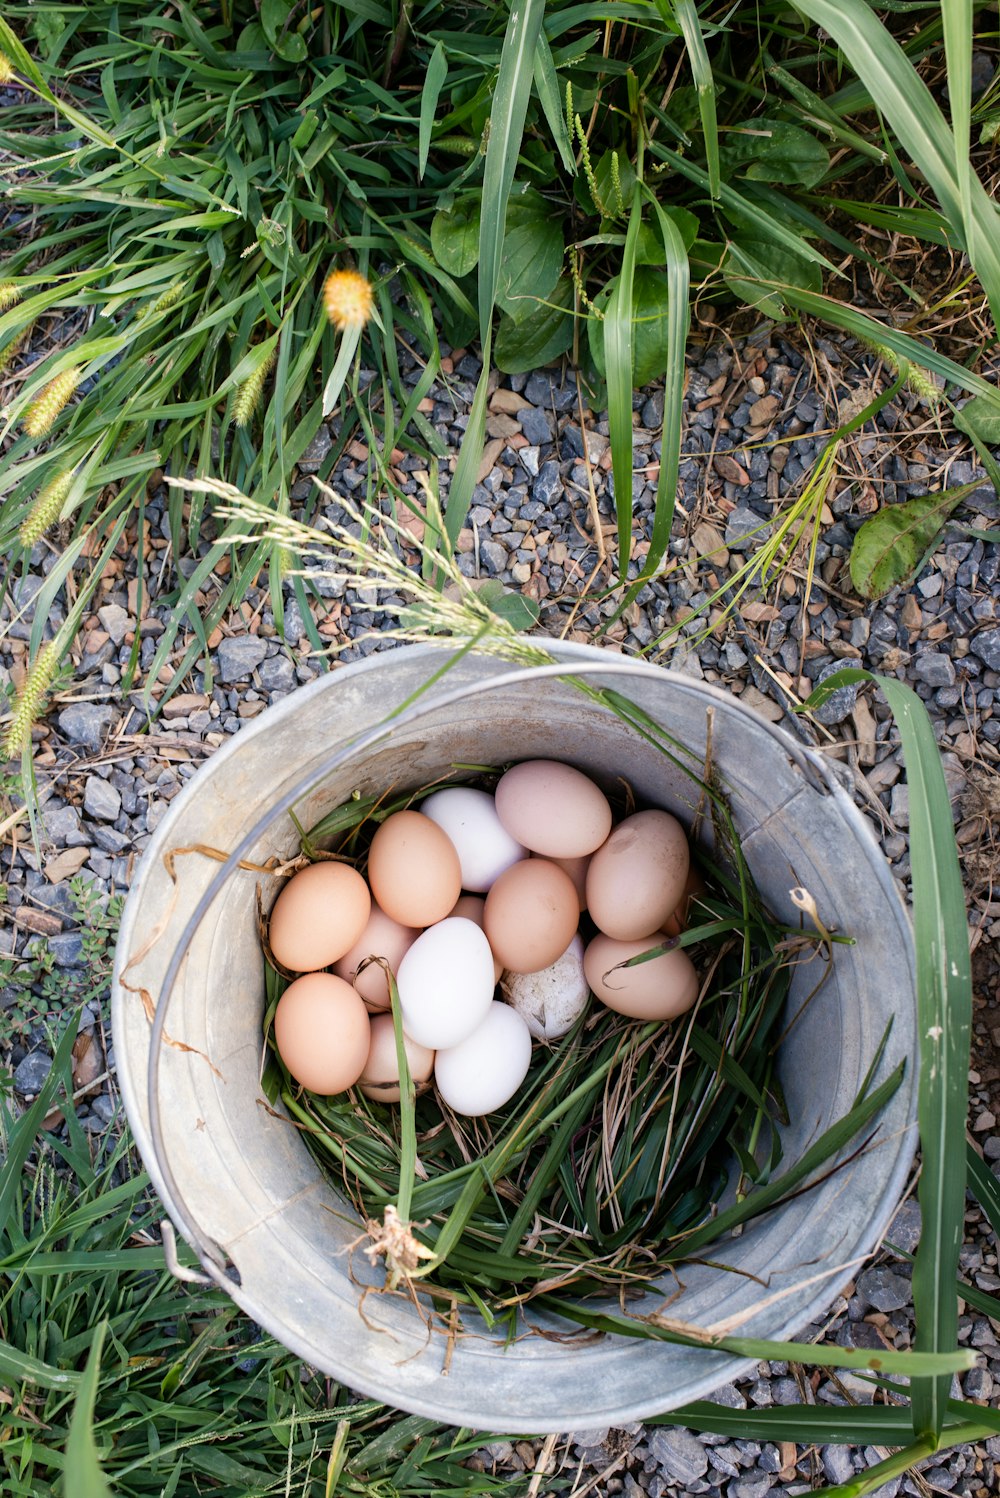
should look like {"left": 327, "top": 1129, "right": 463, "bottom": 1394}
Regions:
{"left": 435, "top": 1001, "right": 533, "bottom": 1117}
{"left": 502, "top": 933, "right": 589, "bottom": 1040}
{"left": 396, "top": 917, "right": 496, "bottom": 1049}
{"left": 420, "top": 787, "right": 527, "bottom": 893}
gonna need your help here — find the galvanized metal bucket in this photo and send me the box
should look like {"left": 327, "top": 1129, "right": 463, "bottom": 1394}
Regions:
{"left": 111, "top": 642, "right": 917, "bottom": 1432}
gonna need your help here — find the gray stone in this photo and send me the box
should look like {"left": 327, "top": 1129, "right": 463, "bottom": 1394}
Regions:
{"left": 709, "top": 1382, "right": 747, "bottom": 1409}
{"left": 14, "top": 1050, "right": 52, "bottom": 1095}
{"left": 298, "top": 426, "right": 332, "bottom": 472}
{"left": 913, "top": 651, "right": 955, "bottom": 688}
{"left": 84, "top": 775, "right": 122, "bottom": 822}
{"left": 647, "top": 1427, "right": 709, "bottom": 1486}
{"left": 971, "top": 627, "right": 1000, "bottom": 671}
{"left": 890, "top": 783, "right": 909, "bottom": 829}
{"left": 730, "top": 1475, "right": 772, "bottom": 1498}
{"left": 533, "top": 460, "right": 562, "bottom": 507}
{"left": 257, "top": 655, "right": 296, "bottom": 693}
{"left": 280, "top": 595, "right": 308, "bottom": 645}
{"left": 857, "top": 1266, "right": 911, "bottom": 1313}
{"left": 48, "top": 932, "right": 86, "bottom": 967}
{"left": 517, "top": 406, "right": 553, "bottom": 446}
{"left": 822, "top": 1446, "right": 856, "bottom": 1485}
{"left": 217, "top": 636, "right": 268, "bottom": 682}
{"left": 90, "top": 1093, "right": 117, "bottom": 1125}
{"left": 725, "top": 507, "right": 769, "bottom": 550}
{"left": 963, "top": 1366, "right": 993, "bottom": 1399}
{"left": 887, "top": 1199, "right": 921, "bottom": 1254}
{"left": 97, "top": 603, "right": 130, "bottom": 646}
{"left": 479, "top": 539, "right": 508, "bottom": 575}
{"left": 812, "top": 659, "right": 860, "bottom": 726}
{"left": 58, "top": 704, "right": 118, "bottom": 754}
{"left": 42, "top": 803, "right": 88, "bottom": 847}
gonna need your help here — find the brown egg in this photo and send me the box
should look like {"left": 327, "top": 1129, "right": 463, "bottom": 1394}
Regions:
{"left": 358, "top": 1013, "right": 435, "bottom": 1102}
{"left": 332, "top": 902, "right": 421, "bottom": 1011}
{"left": 484, "top": 859, "right": 580, "bottom": 974}
{"left": 494, "top": 760, "right": 612, "bottom": 858}
{"left": 584, "top": 934, "right": 699, "bottom": 1021}
{"left": 543, "top": 852, "right": 591, "bottom": 913}
{"left": 662, "top": 864, "right": 709, "bottom": 939}
{"left": 273, "top": 972, "right": 371, "bottom": 1094}
{"left": 449, "top": 894, "right": 503, "bottom": 983}
{"left": 586, "top": 809, "right": 690, "bottom": 941}
{"left": 367, "top": 810, "right": 462, "bottom": 927}
{"left": 268, "top": 860, "right": 371, "bottom": 973}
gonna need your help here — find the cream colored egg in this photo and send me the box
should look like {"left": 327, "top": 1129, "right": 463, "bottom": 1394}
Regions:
{"left": 434, "top": 1001, "right": 533, "bottom": 1117}
{"left": 584, "top": 933, "right": 699, "bottom": 1021}
{"left": 449, "top": 894, "right": 503, "bottom": 984}
{"left": 332, "top": 902, "right": 421, "bottom": 1011}
{"left": 268, "top": 860, "right": 371, "bottom": 973}
{"left": 273, "top": 972, "right": 371, "bottom": 1094}
{"left": 358, "top": 1013, "right": 435, "bottom": 1102}
{"left": 494, "top": 760, "right": 612, "bottom": 858}
{"left": 585, "top": 809, "right": 690, "bottom": 941}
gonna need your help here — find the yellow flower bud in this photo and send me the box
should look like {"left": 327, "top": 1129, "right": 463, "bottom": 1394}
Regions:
{"left": 322, "top": 268, "right": 374, "bottom": 332}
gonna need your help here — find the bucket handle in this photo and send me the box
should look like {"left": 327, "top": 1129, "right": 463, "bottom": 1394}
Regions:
{"left": 143, "top": 656, "right": 837, "bottom": 1283}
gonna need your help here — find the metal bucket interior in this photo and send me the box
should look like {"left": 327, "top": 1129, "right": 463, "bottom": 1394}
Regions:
{"left": 111, "top": 642, "right": 917, "bottom": 1432}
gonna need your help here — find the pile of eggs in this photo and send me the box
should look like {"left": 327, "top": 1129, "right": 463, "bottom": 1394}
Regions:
{"left": 268, "top": 760, "right": 702, "bottom": 1118}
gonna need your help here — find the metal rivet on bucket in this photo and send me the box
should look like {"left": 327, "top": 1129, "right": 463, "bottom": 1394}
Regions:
{"left": 112, "top": 642, "right": 916, "bottom": 1432}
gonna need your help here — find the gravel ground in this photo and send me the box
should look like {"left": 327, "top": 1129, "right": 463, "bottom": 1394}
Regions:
{"left": 2, "top": 320, "right": 999, "bottom": 1495}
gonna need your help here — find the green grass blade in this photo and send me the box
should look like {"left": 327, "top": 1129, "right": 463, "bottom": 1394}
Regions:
{"left": 533, "top": 29, "right": 575, "bottom": 172}
{"left": 0, "top": 1019, "right": 79, "bottom": 1233}
{"left": 654, "top": 1402, "right": 973, "bottom": 1443}
{"left": 793, "top": 0, "right": 1000, "bottom": 325}
{"left": 0, "top": 1345, "right": 82, "bottom": 1392}
{"left": 642, "top": 188, "right": 690, "bottom": 578}
{"left": 799, "top": 671, "right": 971, "bottom": 1442}
{"left": 966, "top": 1142, "right": 1000, "bottom": 1240}
{"left": 941, "top": 0, "right": 973, "bottom": 264}
{"left": 777, "top": 284, "right": 1000, "bottom": 407}
{"left": 604, "top": 185, "right": 643, "bottom": 586}
{"left": 418, "top": 41, "right": 448, "bottom": 180}
{"left": 443, "top": 355, "right": 491, "bottom": 554}
{"left": 477, "top": 0, "right": 546, "bottom": 346}
{"left": 545, "top": 1299, "right": 975, "bottom": 1377}
{"left": 64, "top": 1322, "right": 113, "bottom": 1498}
{"left": 671, "top": 0, "right": 720, "bottom": 197}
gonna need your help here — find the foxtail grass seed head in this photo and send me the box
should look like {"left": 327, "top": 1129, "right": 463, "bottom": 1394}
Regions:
{"left": 3, "top": 638, "right": 60, "bottom": 762}
{"left": 233, "top": 349, "right": 275, "bottom": 427}
{"left": 0, "top": 280, "right": 21, "bottom": 312}
{"left": 0, "top": 53, "right": 15, "bottom": 87}
{"left": 0, "top": 319, "right": 32, "bottom": 375}
{"left": 19, "top": 470, "right": 74, "bottom": 547}
{"left": 138, "top": 281, "right": 185, "bottom": 321}
{"left": 323, "top": 268, "right": 374, "bottom": 332}
{"left": 23, "top": 367, "right": 81, "bottom": 438}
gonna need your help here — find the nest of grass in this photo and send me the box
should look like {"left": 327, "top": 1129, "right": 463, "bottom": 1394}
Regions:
{"left": 257, "top": 688, "right": 899, "bottom": 1342}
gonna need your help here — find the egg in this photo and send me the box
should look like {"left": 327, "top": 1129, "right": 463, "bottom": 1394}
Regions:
{"left": 420, "top": 786, "right": 527, "bottom": 892}
{"left": 544, "top": 852, "right": 591, "bottom": 912}
{"left": 449, "top": 894, "right": 503, "bottom": 983}
{"left": 367, "top": 810, "right": 462, "bottom": 927}
{"left": 586, "top": 809, "right": 690, "bottom": 941}
{"left": 662, "top": 864, "right": 708, "bottom": 939}
{"left": 494, "top": 760, "right": 612, "bottom": 858}
{"left": 273, "top": 972, "right": 371, "bottom": 1093}
{"left": 358, "top": 1013, "right": 435, "bottom": 1102}
{"left": 584, "top": 933, "right": 699, "bottom": 1021}
{"left": 332, "top": 902, "right": 421, "bottom": 1010}
{"left": 267, "top": 860, "right": 371, "bottom": 973}
{"left": 396, "top": 916, "right": 496, "bottom": 1048}
{"left": 484, "top": 859, "right": 580, "bottom": 974}
{"left": 435, "top": 1001, "right": 533, "bottom": 1117}
{"left": 503, "top": 933, "right": 589, "bottom": 1039}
